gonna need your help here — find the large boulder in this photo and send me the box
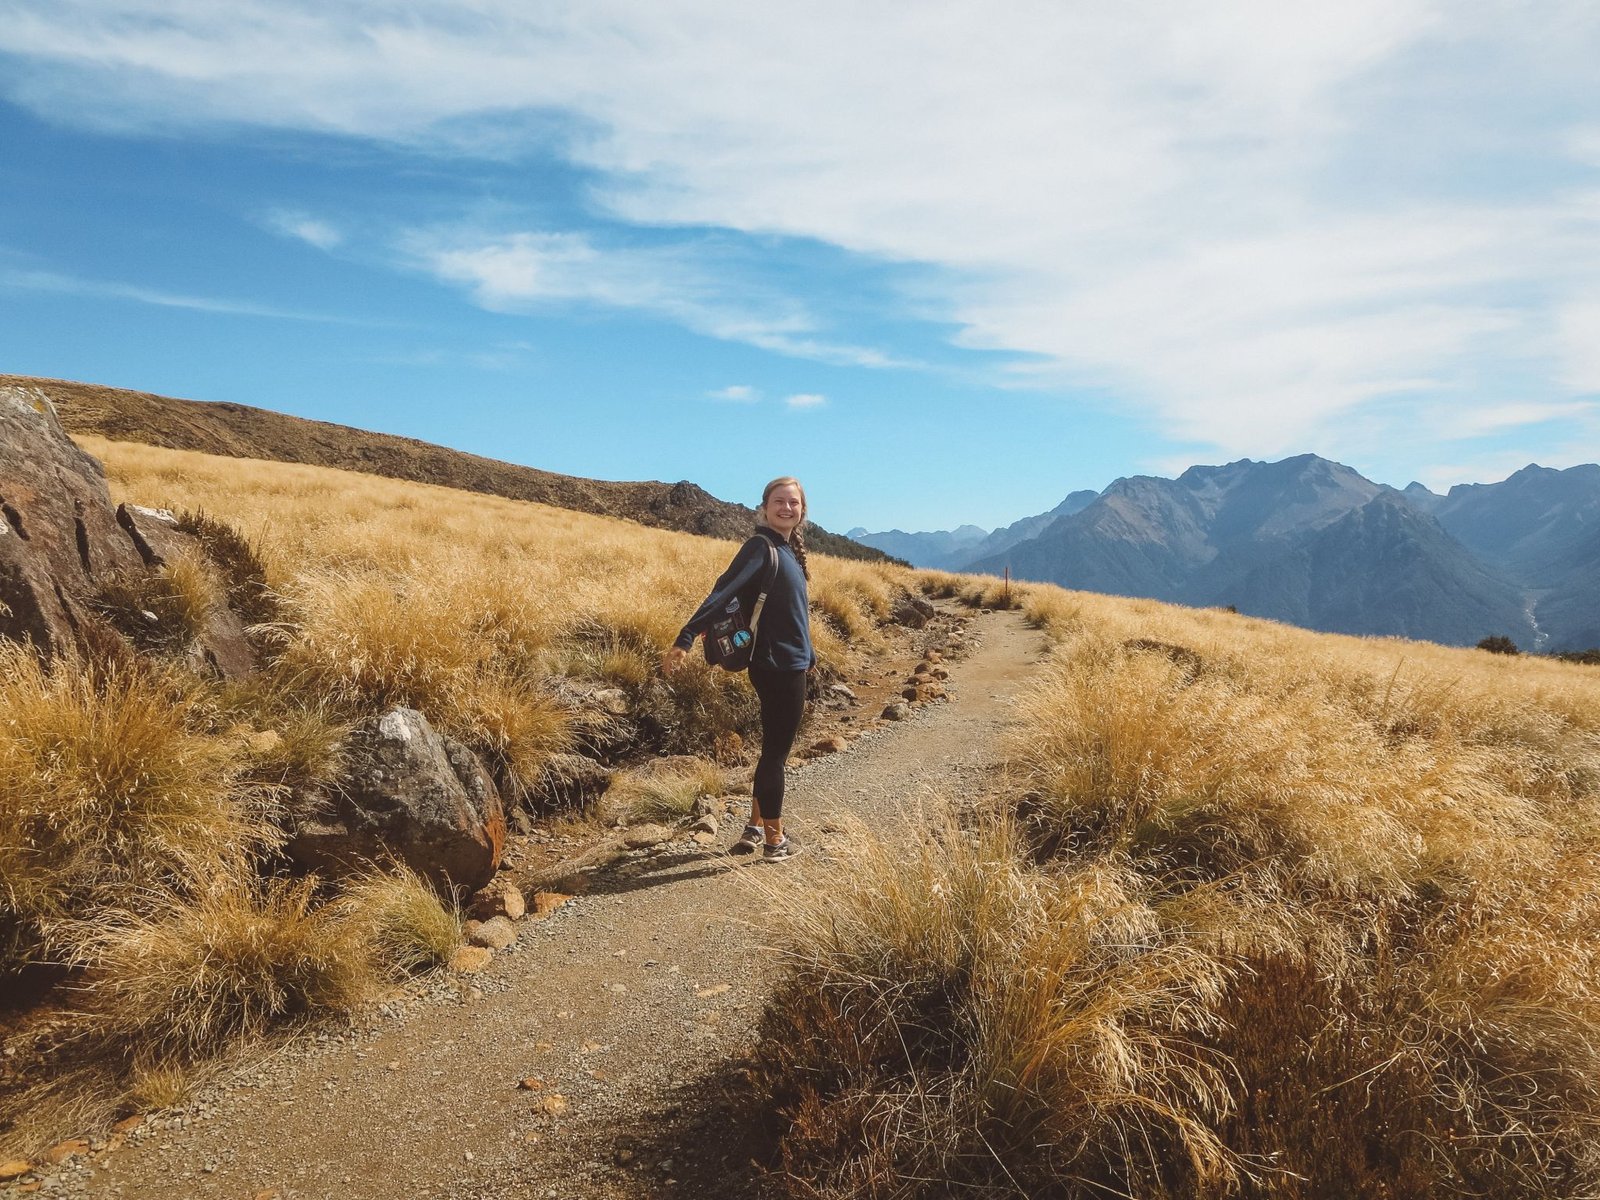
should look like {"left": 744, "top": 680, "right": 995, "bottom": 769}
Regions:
{"left": 285, "top": 707, "right": 507, "bottom": 892}
{"left": 0, "top": 385, "right": 144, "bottom": 658}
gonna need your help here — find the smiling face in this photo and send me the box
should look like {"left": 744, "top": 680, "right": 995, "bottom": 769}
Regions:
{"left": 760, "top": 480, "right": 806, "bottom": 538}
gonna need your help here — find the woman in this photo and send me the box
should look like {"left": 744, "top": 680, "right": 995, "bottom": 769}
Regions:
{"left": 662, "top": 477, "right": 813, "bottom": 862}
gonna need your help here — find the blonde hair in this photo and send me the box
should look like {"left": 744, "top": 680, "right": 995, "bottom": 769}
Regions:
{"left": 759, "top": 476, "right": 809, "bottom": 579}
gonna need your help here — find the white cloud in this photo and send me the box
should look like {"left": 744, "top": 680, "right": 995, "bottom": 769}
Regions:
{"left": 708, "top": 385, "right": 756, "bottom": 402}
{"left": 404, "top": 227, "right": 902, "bottom": 366}
{"left": 265, "top": 210, "right": 342, "bottom": 250}
{"left": 1555, "top": 297, "right": 1600, "bottom": 394}
{"left": 785, "top": 393, "right": 826, "bottom": 409}
{"left": 0, "top": 264, "right": 361, "bottom": 322}
{"left": 5, "top": 1, "right": 1600, "bottom": 458}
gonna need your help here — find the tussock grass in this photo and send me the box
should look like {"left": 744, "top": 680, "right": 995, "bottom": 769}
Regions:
{"left": 0, "top": 646, "right": 266, "bottom": 968}
{"left": 84, "top": 436, "right": 900, "bottom": 773}
{"left": 750, "top": 582, "right": 1600, "bottom": 1197}
{"left": 751, "top": 811, "right": 1256, "bottom": 1196}
{"left": 334, "top": 865, "right": 462, "bottom": 978}
{"left": 603, "top": 758, "right": 728, "bottom": 825}
{"left": 91, "top": 551, "right": 221, "bottom": 654}
{"left": 79, "top": 878, "right": 371, "bottom": 1061}
{"left": 2, "top": 437, "right": 926, "bottom": 1144}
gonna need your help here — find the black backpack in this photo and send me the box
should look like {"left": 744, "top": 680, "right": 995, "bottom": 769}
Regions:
{"left": 702, "top": 540, "right": 780, "bottom": 671}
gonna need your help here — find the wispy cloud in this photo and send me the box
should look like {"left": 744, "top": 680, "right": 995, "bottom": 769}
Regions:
{"left": 404, "top": 227, "right": 903, "bottom": 367}
{"left": 5, "top": 1, "right": 1600, "bottom": 463}
{"left": 265, "top": 209, "right": 342, "bottom": 250}
{"left": 785, "top": 392, "right": 825, "bottom": 409}
{"left": 708, "top": 384, "right": 757, "bottom": 402}
{"left": 0, "top": 264, "right": 364, "bottom": 323}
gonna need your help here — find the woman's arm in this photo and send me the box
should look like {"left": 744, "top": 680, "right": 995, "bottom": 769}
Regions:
{"left": 670, "top": 536, "right": 769, "bottom": 652}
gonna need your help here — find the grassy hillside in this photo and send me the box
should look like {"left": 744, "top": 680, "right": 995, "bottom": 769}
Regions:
{"left": 8, "top": 433, "right": 1600, "bottom": 1196}
{"left": 1, "top": 436, "right": 922, "bottom": 1149}
{"left": 5, "top": 374, "right": 891, "bottom": 563}
{"left": 753, "top": 579, "right": 1600, "bottom": 1197}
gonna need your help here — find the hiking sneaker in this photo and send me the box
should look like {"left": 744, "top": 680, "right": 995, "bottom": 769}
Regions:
{"left": 762, "top": 835, "right": 802, "bottom": 862}
{"left": 729, "top": 825, "right": 764, "bottom": 856}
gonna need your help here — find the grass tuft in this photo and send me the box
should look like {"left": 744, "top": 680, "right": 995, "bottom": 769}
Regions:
{"left": 334, "top": 865, "right": 462, "bottom": 978}
{"left": 79, "top": 877, "right": 372, "bottom": 1062}
{"left": 0, "top": 646, "right": 268, "bottom": 969}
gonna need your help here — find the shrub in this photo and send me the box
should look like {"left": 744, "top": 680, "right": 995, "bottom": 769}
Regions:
{"left": 335, "top": 865, "right": 461, "bottom": 978}
{"left": 1478, "top": 635, "right": 1520, "bottom": 655}
{"left": 0, "top": 647, "right": 267, "bottom": 968}
{"left": 79, "top": 877, "right": 371, "bottom": 1061}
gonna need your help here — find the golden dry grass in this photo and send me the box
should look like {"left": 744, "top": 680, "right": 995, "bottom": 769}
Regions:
{"left": 79, "top": 436, "right": 908, "bottom": 777}
{"left": 0, "top": 645, "right": 267, "bottom": 963}
{"left": 752, "top": 584, "right": 1600, "bottom": 1198}
{"left": 601, "top": 758, "right": 729, "bottom": 825}
{"left": 1, "top": 436, "right": 921, "bottom": 1133}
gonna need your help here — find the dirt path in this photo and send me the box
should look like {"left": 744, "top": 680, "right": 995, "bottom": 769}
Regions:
{"left": 69, "top": 609, "right": 1047, "bottom": 1200}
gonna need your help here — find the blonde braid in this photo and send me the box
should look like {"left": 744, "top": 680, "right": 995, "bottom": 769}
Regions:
{"left": 789, "top": 525, "right": 810, "bottom": 580}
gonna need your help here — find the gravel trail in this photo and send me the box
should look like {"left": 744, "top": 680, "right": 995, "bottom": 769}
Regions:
{"left": 60, "top": 608, "right": 1046, "bottom": 1200}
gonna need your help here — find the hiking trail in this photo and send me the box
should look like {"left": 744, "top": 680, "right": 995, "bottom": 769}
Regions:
{"left": 68, "top": 608, "right": 1047, "bottom": 1200}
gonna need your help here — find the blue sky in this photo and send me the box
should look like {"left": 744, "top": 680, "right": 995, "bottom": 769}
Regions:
{"left": 3, "top": 2, "right": 1599, "bottom": 534}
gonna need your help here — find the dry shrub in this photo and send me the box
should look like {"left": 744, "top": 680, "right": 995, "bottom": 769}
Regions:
{"left": 335, "top": 865, "right": 461, "bottom": 978}
{"left": 749, "top": 812, "right": 1242, "bottom": 1198}
{"left": 80, "top": 877, "right": 371, "bottom": 1062}
{"left": 90, "top": 551, "right": 220, "bottom": 653}
{"left": 1009, "top": 633, "right": 1560, "bottom": 905}
{"left": 0, "top": 647, "right": 267, "bottom": 967}
{"left": 603, "top": 758, "right": 728, "bottom": 825}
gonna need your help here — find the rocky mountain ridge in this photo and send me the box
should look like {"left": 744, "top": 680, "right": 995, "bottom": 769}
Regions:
{"left": 866, "top": 453, "right": 1599, "bottom": 650}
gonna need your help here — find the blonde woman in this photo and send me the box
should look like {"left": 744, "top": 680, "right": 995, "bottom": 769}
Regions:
{"left": 662, "top": 477, "right": 813, "bottom": 861}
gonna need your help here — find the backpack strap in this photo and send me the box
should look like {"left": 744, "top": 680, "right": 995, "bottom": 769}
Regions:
{"left": 746, "top": 541, "right": 781, "bottom": 641}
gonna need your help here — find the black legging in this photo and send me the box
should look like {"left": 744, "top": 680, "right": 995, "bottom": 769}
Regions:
{"left": 748, "top": 666, "right": 807, "bottom": 820}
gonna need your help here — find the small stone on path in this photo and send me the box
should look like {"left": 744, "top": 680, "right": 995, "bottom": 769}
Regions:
{"left": 448, "top": 945, "right": 494, "bottom": 974}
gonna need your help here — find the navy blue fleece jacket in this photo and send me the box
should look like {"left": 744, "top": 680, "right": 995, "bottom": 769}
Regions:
{"left": 674, "top": 527, "right": 814, "bottom": 671}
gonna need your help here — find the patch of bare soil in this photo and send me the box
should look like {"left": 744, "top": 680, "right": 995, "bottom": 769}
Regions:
{"left": 3, "top": 607, "right": 1046, "bottom": 1200}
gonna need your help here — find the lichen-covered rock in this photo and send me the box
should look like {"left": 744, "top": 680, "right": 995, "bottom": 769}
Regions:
{"left": 284, "top": 707, "right": 506, "bottom": 892}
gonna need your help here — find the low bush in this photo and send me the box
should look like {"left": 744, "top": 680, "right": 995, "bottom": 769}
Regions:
{"left": 79, "top": 877, "right": 371, "bottom": 1062}
{"left": 334, "top": 865, "right": 461, "bottom": 979}
{"left": 0, "top": 646, "right": 268, "bottom": 969}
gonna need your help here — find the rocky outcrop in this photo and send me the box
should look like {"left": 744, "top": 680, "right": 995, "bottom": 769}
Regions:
{"left": 0, "top": 383, "right": 258, "bottom": 676}
{"left": 0, "top": 384, "right": 144, "bottom": 659}
{"left": 284, "top": 707, "right": 507, "bottom": 892}
{"left": 890, "top": 591, "right": 935, "bottom": 629}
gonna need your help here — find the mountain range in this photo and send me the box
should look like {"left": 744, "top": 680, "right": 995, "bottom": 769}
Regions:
{"left": 857, "top": 454, "right": 1600, "bottom": 650}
